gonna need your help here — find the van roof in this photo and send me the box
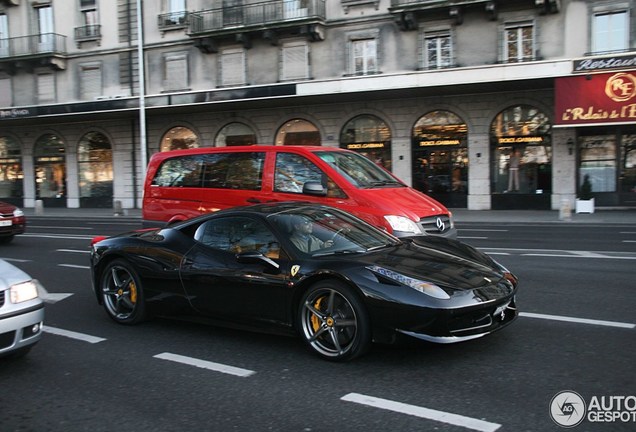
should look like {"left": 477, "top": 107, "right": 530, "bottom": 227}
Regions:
{"left": 149, "top": 145, "right": 350, "bottom": 161}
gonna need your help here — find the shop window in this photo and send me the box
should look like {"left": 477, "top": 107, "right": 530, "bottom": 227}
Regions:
{"left": 620, "top": 134, "right": 636, "bottom": 195}
{"left": 0, "top": 136, "right": 23, "bottom": 200}
{"left": 160, "top": 126, "right": 200, "bottom": 152}
{"left": 579, "top": 135, "right": 617, "bottom": 193}
{"left": 34, "top": 134, "right": 66, "bottom": 205}
{"left": 79, "top": 63, "right": 102, "bottom": 100}
{"left": 215, "top": 122, "right": 257, "bottom": 147}
{"left": 592, "top": 10, "right": 629, "bottom": 54}
{"left": 275, "top": 119, "right": 320, "bottom": 146}
{"left": 502, "top": 21, "right": 535, "bottom": 63}
{"left": 412, "top": 111, "right": 467, "bottom": 206}
{"left": 490, "top": 105, "right": 552, "bottom": 195}
{"left": 78, "top": 132, "right": 113, "bottom": 207}
{"left": 340, "top": 114, "right": 391, "bottom": 170}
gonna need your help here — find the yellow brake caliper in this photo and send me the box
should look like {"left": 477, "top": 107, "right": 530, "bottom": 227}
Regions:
{"left": 311, "top": 297, "right": 324, "bottom": 332}
{"left": 129, "top": 281, "right": 137, "bottom": 304}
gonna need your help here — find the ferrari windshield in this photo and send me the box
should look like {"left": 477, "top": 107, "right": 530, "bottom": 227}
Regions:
{"left": 315, "top": 151, "right": 403, "bottom": 189}
{"left": 269, "top": 207, "right": 399, "bottom": 255}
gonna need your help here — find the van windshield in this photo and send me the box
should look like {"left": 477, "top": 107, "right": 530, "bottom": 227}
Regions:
{"left": 315, "top": 151, "right": 404, "bottom": 188}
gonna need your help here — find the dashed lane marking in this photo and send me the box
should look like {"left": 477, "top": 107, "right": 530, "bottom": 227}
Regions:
{"left": 58, "top": 264, "right": 91, "bottom": 269}
{"left": 43, "top": 326, "right": 106, "bottom": 344}
{"left": 56, "top": 249, "right": 91, "bottom": 253}
{"left": 154, "top": 352, "right": 256, "bottom": 377}
{"left": 341, "top": 393, "right": 501, "bottom": 432}
{"left": 520, "top": 312, "right": 635, "bottom": 329}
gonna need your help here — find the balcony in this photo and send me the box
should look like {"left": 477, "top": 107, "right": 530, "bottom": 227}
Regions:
{"left": 158, "top": 11, "right": 189, "bottom": 32}
{"left": 0, "top": 33, "right": 67, "bottom": 74}
{"left": 74, "top": 25, "right": 102, "bottom": 46}
{"left": 189, "top": 0, "right": 326, "bottom": 52}
{"left": 390, "top": 0, "right": 559, "bottom": 30}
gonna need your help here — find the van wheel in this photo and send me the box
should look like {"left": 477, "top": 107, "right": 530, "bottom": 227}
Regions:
{"left": 298, "top": 280, "right": 370, "bottom": 361}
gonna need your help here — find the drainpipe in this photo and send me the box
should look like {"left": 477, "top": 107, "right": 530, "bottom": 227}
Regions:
{"left": 136, "top": 0, "right": 147, "bottom": 182}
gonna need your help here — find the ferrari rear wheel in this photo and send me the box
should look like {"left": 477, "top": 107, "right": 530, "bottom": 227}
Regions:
{"left": 299, "top": 280, "right": 370, "bottom": 361}
{"left": 100, "top": 259, "right": 147, "bottom": 325}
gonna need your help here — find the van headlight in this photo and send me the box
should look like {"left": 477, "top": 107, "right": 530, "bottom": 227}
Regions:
{"left": 10, "top": 281, "right": 39, "bottom": 303}
{"left": 367, "top": 265, "right": 450, "bottom": 299}
{"left": 384, "top": 215, "right": 420, "bottom": 234}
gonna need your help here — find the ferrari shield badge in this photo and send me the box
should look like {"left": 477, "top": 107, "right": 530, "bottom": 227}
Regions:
{"left": 291, "top": 265, "right": 300, "bottom": 277}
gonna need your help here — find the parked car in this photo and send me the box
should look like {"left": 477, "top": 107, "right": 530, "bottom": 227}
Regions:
{"left": 142, "top": 145, "right": 456, "bottom": 238}
{"left": 0, "top": 201, "right": 26, "bottom": 244}
{"left": 91, "top": 202, "right": 517, "bottom": 361}
{"left": 0, "top": 259, "right": 45, "bottom": 358}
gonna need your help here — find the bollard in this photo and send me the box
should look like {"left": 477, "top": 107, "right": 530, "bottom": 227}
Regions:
{"left": 113, "top": 200, "right": 123, "bottom": 216}
{"left": 35, "top": 199, "right": 44, "bottom": 216}
{"left": 559, "top": 199, "right": 571, "bottom": 221}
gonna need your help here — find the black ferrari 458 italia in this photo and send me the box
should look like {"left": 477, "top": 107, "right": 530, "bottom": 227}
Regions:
{"left": 90, "top": 202, "right": 518, "bottom": 361}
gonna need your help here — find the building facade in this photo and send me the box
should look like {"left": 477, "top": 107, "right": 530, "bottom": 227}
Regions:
{"left": 0, "top": 0, "right": 634, "bottom": 211}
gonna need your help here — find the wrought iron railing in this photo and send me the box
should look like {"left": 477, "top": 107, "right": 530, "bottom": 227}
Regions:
{"left": 158, "top": 11, "right": 189, "bottom": 29}
{"left": 0, "top": 33, "right": 66, "bottom": 58}
{"left": 189, "top": 0, "right": 325, "bottom": 35}
{"left": 75, "top": 25, "right": 102, "bottom": 41}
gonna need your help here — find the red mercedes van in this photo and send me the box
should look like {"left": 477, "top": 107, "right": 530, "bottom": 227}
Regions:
{"left": 142, "top": 146, "right": 455, "bottom": 237}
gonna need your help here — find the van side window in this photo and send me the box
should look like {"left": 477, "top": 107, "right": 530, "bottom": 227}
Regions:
{"left": 274, "top": 153, "right": 346, "bottom": 198}
{"left": 152, "top": 156, "right": 203, "bottom": 187}
{"left": 151, "top": 152, "right": 265, "bottom": 190}
{"left": 202, "top": 152, "right": 265, "bottom": 190}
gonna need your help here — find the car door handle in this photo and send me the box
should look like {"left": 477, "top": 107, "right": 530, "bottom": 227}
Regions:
{"left": 246, "top": 198, "right": 261, "bottom": 203}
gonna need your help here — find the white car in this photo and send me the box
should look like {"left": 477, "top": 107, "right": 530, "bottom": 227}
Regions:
{"left": 0, "top": 259, "right": 45, "bottom": 358}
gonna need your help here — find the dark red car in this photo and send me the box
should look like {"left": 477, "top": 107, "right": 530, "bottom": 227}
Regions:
{"left": 0, "top": 201, "right": 26, "bottom": 244}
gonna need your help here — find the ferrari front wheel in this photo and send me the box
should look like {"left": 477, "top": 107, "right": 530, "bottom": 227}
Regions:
{"left": 298, "top": 280, "right": 370, "bottom": 361}
{"left": 100, "top": 259, "right": 147, "bottom": 325}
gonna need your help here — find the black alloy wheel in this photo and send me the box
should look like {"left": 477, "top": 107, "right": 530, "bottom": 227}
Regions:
{"left": 299, "top": 280, "right": 371, "bottom": 361}
{"left": 100, "top": 259, "right": 147, "bottom": 324}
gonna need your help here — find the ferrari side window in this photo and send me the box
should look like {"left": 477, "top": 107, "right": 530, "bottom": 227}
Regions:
{"left": 194, "top": 217, "right": 280, "bottom": 259}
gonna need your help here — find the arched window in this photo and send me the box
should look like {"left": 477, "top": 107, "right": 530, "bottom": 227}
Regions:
{"left": 275, "top": 119, "right": 321, "bottom": 146}
{"left": 34, "top": 134, "right": 66, "bottom": 206}
{"left": 340, "top": 114, "right": 391, "bottom": 170}
{"left": 0, "top": 136, "right": 23, "bottom": 202}
{"left": 412, "top": 111, "right": 468, "bottom": 207}
{"left": 160, "top": 126, "right": 200, "bottom": 152}
{"left": 78, "top": 132, "right": 113, "bottom": 208}
{"left": 490, "top": 105, "right": 552, "bottom": 198}
{"left": 216, "top": 122, "right": 257, "bottom": 146}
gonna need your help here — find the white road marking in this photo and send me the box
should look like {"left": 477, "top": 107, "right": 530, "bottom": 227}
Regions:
{"left": 21, "top": 233, "right": 94, "bottom": 240}
{"left": 480, "top": 247, "right": 636, "bottom": 260}
{"left": 56, "top": 249, "right": 91, "bottom": 253}
{"left": 341, "top": 393, "right": 501, "bottom": 432}
{"left": 29, "top": 226, "right": 93, "bottom": 230}
{"left": 154, "top": 352, "right": 256, "bottom": 377}
{"left": 43, "top": 326, "right": 106, "bottom": 344}
{"left": 0, "top": 257, "right": 30, "bottom": 263}
{"left": 42, "top": 293, "right": 74, "bottom": 303}
{"left": 460, "top": 229, "right": 509, "bottom": 232}
{"left": 58, "top": 264, "right": 91, "bottom": 269}
{"left": 458, "top": 236, "right": 488, "bottom": 240}
{"left": 520, "top": 312, "right": 635, "bottom": 329}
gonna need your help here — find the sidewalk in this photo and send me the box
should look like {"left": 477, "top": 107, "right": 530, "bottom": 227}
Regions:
{"left": 21, "top": 206, "right": 636, "bottom": 225}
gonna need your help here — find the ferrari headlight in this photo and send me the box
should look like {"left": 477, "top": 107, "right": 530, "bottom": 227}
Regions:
{"left": 10, "top": 281, "right": 39, "bottom": 304}
{"left": 367, "top": 265, "right": 450, "bottom": 299}
{"left": 384, "top": 215, "right": 420, "bottom": 234}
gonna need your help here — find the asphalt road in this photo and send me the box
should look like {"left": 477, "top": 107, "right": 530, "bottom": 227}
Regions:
{"left": 1, "top": 217, "right": 635, "bottom": 432}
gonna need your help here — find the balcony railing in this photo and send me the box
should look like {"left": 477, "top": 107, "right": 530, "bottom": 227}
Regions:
{"left": 75, "top": 25, "right": 102, "bottom": 43}
{"left": 158, "top": 11, "right": 189, "bottom": 30}
{"left": 390, "top": 0, "right": 488, "bottom": 8}
{"left": 0, "top": 33, "right": 67, "bottom": 59}
{"left": 189, "top": 0, "right": 325, "bottom": 36}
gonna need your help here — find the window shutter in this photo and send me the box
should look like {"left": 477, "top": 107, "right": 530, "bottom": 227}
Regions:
{"left": 164, "top": 54, "right": 188, "bottom": 90}
{"left": 80, "top": 65, "right": 102, "bottom": 100}
{"left": 221, "top": 49, "right": 245, "bottom": 86}
{"left": 282, "top": 44, "right": 308, "bottom": 80}
{"left": 37, "top": 73, "right": 55, "bottom": 103}
{"left": 0, "top": 77, "right": 11, "bottom": 106}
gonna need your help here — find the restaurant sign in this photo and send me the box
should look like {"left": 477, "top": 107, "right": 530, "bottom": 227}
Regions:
{"left": 555, "top": 71, "right": 636, "bottom": 126}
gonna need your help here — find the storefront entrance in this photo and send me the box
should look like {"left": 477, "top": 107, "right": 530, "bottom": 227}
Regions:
{"left": 34, "top": 134, "right": 66, "bottom": 208}
{"left": 411, "top": 111, "right": 468, "bottom": 208}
